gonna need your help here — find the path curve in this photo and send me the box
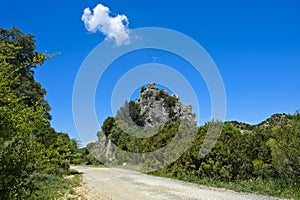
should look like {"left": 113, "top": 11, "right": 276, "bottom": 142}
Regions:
{"left": 72, "top": 166, "right": 282, "bottom": 200}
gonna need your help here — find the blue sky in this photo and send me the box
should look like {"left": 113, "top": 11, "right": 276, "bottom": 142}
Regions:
{"left": 1, "top": 0, "right": 300, "bottom": 144}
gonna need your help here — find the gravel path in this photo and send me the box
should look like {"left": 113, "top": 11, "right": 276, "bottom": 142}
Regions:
{"left": 72, "top": 166, "right": 282, "bottom": 200}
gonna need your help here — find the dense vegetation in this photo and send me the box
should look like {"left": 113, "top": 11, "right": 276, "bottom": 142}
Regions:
{"left": 128, "top": 101, "right": 145, "bottom": 127}
{"left": 101, "top": 116, "right": 179, "bottom": 153}
{"left": 70, "top": 145, "right": 103, "bottom": 166}
{"left": 149, "top": 113, "right": 300, "bottom": 199}
{"left": 96, "top": 85, "right": 300, "bottom": 199}
{"left": 0, "top": 27, "right": 79, "bottom": 199}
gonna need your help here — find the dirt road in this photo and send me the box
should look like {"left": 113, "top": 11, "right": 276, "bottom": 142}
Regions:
{"left": 72, "top": 166, "right": 281, "bottom": 200}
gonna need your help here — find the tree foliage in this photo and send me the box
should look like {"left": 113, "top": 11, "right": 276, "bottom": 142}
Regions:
{"left": 100, "top": 115, "right": 178, "bottom": 154}
{"left": 0, "top": 27, "right": 77, "bottom": 199}
{"left": 149, "top": 115, "right": 300, "bottom": 198}
{"left": 0, "top": 26, "right": 51, "bottom": 119}
{"left": 128, "top": 101, "right": 145, "bottom": 126}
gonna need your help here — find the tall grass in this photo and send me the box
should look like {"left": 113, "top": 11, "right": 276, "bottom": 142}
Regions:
{"left": 15, "top": 172, "right": 82, "bottom": 200}
{"left": 150, "top": 171, "right": 300, "bottom": 199}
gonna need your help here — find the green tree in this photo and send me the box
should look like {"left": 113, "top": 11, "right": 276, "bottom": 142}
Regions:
{"left": 267, "top": 114, "right": 300, "bottom": 180}
{"left": 128, "top": 101, "right": 145, "bottom": 126}
{"left": 0, "top": 41, "right": 48, "bottom": 198}
{"left": 101, "top": 117, "right": 116, "bottom": 136}
{"left": 0, "top": 26, "right": 51, "bottom": 119}
{"left": 0, "top": 27, "right": 75, "bottom": 199}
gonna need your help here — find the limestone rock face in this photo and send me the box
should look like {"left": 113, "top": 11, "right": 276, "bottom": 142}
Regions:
{"left": 134, "top": 83, "right": 195, "bottom": 127}
{"left": 90, "top": 131, "right": 116, "bottom": 163}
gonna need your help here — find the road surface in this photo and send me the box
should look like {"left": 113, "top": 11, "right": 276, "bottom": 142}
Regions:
{"left": 72, "top": 166, "right": 281, "bottom": 200}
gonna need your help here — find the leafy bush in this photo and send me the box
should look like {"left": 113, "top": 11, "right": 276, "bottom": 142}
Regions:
{"left": 0, "top": 27, "right": 78, "bottom": 199}
{"left": 150, "top": 115, "right": 300, "bottom": 198}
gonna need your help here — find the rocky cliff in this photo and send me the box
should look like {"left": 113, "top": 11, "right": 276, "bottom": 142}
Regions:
{"left": 117, "top": 82, "right": 195, "bottom": 127}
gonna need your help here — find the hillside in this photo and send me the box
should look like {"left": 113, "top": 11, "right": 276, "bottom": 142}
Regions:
{"left": 227, "top": 113, "right": 292, "bottom": 133}
{"left": 86, "top": 83, "right": 299, "bottom": 199}
{"left": 87, "top": 83, "right": 197, "bottom": 170}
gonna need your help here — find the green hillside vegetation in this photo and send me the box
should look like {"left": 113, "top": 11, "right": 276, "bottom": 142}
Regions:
{"left": 95, "top": 85, "right": 300, "bottom": 199}
{"left": 101, "top": 116, "right": 179, "bottom": 153}
{"left": 0, "top": 27, "right": 81, "bottom": 199}
{"left": 151, "top": 113, "right": 300, "bottom": 199}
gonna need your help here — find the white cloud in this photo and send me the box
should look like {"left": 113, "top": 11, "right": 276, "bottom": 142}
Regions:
{"left": 81, "top": 4, "right": 130, "bottom": 46}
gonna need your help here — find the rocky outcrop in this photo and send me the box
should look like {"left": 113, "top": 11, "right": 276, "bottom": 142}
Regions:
{"left": 89, "top": 132, "right": 116, "bottom": 163}
{"left": 88, "top": 83, "right": 197, "bottom": 167}
{"left": 133, "top": 82, "right": 195, "bottom": 127}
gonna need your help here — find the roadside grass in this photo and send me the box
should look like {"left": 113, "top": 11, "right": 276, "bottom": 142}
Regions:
{"left": 25, "top": 170, "right": 83, "bottom": 200}
{"left": 149, "top": 172, "right": 300, "bottom": 200}
{"left": 26, "top": 173, "right": 70, "bottom": 199}
{"left": 66, "top": 172, "right": 84, "bottom": 200}
{"left": 67, "top": 172, "right": 82, "bottom": 192}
